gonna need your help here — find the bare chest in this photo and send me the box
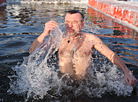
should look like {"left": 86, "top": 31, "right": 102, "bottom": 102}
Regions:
{"left": 59, "top": 38, "right": 94, "bottom": 58}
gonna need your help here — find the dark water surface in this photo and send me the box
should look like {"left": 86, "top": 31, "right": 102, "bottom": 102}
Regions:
{"left": 0, "top": 2, "right": 138, "bottom": 102}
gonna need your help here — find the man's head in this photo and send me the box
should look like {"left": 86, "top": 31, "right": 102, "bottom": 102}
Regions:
{"left": 67, "top": 10, "right": 84, "bottom": 21}
{"left": 65, "top": 10, "right": 85, "bottom": 37}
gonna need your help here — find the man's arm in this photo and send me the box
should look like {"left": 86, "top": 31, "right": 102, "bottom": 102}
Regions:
{"left": 29, "top": 32, "right": 48, "bottom": 53}
{"left": 92, "top": 34, "right": 137, "bottom": 86}
{"left": 29, "top": 21, "right": 58, "bottom": 53}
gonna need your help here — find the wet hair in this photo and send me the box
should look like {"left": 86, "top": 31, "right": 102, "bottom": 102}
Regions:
{"left": 67, "top": 10, "right": 84, "bottom": 21}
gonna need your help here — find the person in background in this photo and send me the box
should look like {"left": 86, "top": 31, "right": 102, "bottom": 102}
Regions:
{"left": 29, "top": 10, "right": 137, "bottom": 86}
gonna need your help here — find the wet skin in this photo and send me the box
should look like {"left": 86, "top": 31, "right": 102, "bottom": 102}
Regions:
{"left": 29, "top": 12, "right": 137, "bottom": 86}
{"left": 59, "top": 33, "right": 94, "bottom": 79}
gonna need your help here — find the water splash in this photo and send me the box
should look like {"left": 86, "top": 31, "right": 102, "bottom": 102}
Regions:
{"left": 8, "top": 27, "right": 133, "bottom": 101}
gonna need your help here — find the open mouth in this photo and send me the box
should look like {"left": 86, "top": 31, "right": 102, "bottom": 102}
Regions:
{"left": 68, "top": 29, "right": 74, "bottom": 32}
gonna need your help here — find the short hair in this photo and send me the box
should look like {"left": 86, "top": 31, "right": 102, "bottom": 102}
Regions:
{"left": 67, "top": 10, "right": 84, "bottom": 21}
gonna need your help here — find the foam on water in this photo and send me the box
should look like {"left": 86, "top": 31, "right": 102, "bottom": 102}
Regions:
{"left": 8, "top": 27, "right": 133, "bottom": 101}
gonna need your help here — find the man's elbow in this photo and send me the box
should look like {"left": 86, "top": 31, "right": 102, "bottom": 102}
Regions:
{"left": 110, "top": 52, "right": 122, "bottom": 65}
{"left": 109, "top": 52, "right": 116, "bottom": 64}
{"left": 29, "top": 47, "right": 34, "bottom": 54}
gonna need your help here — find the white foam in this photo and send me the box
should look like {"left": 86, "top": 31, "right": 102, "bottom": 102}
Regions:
{"left": 8, "top": 27, "right": 133, "bottom": 101}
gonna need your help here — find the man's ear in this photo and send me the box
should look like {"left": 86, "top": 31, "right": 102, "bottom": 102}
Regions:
{"left": 82, "top": 21, "right": 85, "bottom": 28}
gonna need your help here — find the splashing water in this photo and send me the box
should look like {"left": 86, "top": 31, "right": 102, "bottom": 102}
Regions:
{"left": 8, "top": 27, "right": 133, "bottom": 101}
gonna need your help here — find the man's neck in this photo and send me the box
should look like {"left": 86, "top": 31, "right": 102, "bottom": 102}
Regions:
{"left": 67, "top": 33, "right": 82, "bottom": 43}
{"left": 70, "top": 33, "right": 81, "bottom": 39}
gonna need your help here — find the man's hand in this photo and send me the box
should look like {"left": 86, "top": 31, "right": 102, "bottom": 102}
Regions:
{"left": 125, "top": 73, "right": 137, "bottom": 86}
{"left": 43, "top": 20, "right": 58, "bottom": 36}
{"left": 29, "top": 20, "right": 58, "bottom": 53}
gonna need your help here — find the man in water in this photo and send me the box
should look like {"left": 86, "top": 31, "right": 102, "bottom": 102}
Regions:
{"left": 29, "top": 10, "right": 137, "bottom": 86}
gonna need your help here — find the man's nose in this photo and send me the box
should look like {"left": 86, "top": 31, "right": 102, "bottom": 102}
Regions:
{"left": 68, "top": 21, "right": 73, "bottom": 27}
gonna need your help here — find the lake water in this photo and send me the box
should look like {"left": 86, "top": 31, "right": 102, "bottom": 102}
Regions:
{"left": 0, "top": 2, "right": 138, "bottom": 102}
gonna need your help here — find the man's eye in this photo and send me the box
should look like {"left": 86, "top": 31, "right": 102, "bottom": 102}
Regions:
{"left": 65, "top": 21, "right": 69, "bottom": 24}
{"left": 65, "top": 21, "right": 78, "bottom": 24}
{"left": 72, "top": 21, "right": 78, "bottom": 24}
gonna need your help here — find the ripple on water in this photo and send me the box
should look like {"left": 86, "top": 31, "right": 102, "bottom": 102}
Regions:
{"left": 0, "top": 2, "right": 137, "bottom": 102}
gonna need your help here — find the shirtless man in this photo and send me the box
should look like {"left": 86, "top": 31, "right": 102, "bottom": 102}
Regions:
{"left": 29, "top": 10, "right": 137, "bottom": 86}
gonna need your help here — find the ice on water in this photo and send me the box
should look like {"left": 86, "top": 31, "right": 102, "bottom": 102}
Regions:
{"left": 8, "top": 27, "right": 133, "bottom": 101}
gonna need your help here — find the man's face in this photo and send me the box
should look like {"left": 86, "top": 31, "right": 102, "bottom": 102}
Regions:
{"left": 65, "top": 13, "right": 85, "bottom": 37}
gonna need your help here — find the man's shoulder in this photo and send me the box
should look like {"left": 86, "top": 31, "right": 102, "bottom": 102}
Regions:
{"left": 83, "top": 33, "right": 99, "bottom": 40}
